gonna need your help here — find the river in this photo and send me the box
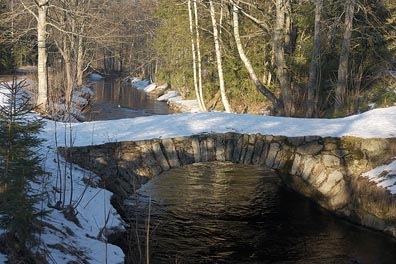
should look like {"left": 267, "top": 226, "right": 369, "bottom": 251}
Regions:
{"left": 119, "top": 162, "right": 396, "bottom": 264}
{"left": 85, "top": 78, "right": 169, "bottom": 120}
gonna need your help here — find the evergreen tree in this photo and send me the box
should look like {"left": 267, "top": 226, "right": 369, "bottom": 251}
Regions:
{"left": 0, "top": 78, "right": 46, "bottom": 262}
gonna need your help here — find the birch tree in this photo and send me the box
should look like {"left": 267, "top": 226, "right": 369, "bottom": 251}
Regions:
{"left": 209, "top": 0, "right": 232, "bottom": 113}
{"left": 231, "top": 0, "right": 279, "bottom": 112}
{"left": 188, "top": 0, "right": 205, "bottom": 111}
{"left": 36, "top": 0, "right": 49, "bottom": 112}
{"left": 193, "top": 0, "right": 207, "bottom": 111}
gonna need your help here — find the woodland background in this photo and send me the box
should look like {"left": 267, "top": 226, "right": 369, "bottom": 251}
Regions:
{"left": 0, "top": 0, "right": 395, "bottom": 117}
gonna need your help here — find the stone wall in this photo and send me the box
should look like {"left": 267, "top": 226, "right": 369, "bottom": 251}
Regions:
{"left": 59, "top": 133, "right": 396, "bottom": 237}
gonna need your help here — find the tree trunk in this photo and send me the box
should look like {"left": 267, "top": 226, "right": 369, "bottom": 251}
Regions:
{"left": 76, "top": 25, "right": 85, "bottom": 88}
{"left": 188, "top": 0, "right": 206, "bottom": 112}
{"left": 209, "top": 0, "right": 232, "bottom": 113}
{"left": 36, "top": 1, "right": 48, "bottom": 112}
{"left": 231, "top": 1, "right": 279, "bottom": 111}
{"left": 335, "top": 0, "right": 355, "bottom": 110}
{"left": 306, "top": 0, "right": 323, "bottom": 117}
{"left": 193, "top": 0, "right": 207, "bottom": 111}
{"left": 274, "top": 0, "right": 293, "bottom": 116}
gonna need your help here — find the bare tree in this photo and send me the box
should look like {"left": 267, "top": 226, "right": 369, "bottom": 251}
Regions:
{"left": 231, "top": 0, "right": 279, "bottom": 112}
{"left": 193, "top": 0, "right": 207, "bottom": 111}
{"left": 36, "top": 0, "right": 49, "bottom": 112}
{"left": 335, "top": 0, "right": 356, "bottom": 111}
{"left": 188, "top": 0, "right": 206, "bottom": 112}
{"left": 306, "top": 0, "right": 323, "bottom": 117}
{"left": 209, "top": 0, "right": 232, "bottom": 113}
{"left": 274, "top": 0, "right": 294, "bottom": 116}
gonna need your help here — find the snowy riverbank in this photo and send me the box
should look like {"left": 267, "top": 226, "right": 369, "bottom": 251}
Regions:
{"left": 1, "top": 74, "right": 396, "bottom": 262}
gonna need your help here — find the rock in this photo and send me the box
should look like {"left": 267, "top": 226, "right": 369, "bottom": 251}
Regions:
{"left": 296, "top": 141, "right": 323, "bottom": 155}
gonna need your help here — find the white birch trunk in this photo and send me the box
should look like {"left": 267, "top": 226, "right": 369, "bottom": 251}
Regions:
{"left": 209, "top": 0, "right": 232, "bottom": 113}
{"left": 188, "top": 0, "right": 205, "bottom": 111}
{"left": 37, "top": 1, "right": 48, "bottom": 112}
{"left": 193, "top": 0, "right": 207, "bottom": 111}
{"left": 232, "top": 1, "right": 279, "bottom": 110}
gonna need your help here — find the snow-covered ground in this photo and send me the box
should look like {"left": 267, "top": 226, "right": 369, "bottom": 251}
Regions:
{"left": 1, "top": 77, "right": 396, "bottom": 262}
{"left": 362, "top": 158, "right": 396, "bottom": 194}
{"left": 0, "top": 254, "right": 6, "bottom": 263}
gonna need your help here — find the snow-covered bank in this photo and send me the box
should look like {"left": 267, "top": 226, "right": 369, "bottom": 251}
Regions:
{"left": 0, "top": 80, "right": 124, "bottom": 263}
{"left": 130, "top": 78, "right": 201, "bottom": 112}
{"left": 36, "top": 120, "right": 125, "bottom": 263}
{"left": 362, "top": 158, "right": 396, "bottom": 193}
{"left": 2, "top": 71, "right": 396, "bottom": 262}
{"left": 0, "top": 254, "right": 6, "bottom": 263}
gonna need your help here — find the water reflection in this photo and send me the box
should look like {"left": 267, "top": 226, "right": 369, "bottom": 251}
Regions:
{"left": 123, "top": 162, "right": 396, "bottom": 264}
{"left": 86, "top": 78, "right": 169, "bottom": 120}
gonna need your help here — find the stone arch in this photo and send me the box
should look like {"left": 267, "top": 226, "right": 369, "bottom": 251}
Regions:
{"left": 60, "top": 133, "right": 396, "bottom": 237}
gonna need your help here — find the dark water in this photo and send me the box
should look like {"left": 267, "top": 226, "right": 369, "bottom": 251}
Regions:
{"left": 86, "top": 78, "right": 169, "bottom": 120}
{"left": 123, "top": 162, "right": 396, "bottom": 264}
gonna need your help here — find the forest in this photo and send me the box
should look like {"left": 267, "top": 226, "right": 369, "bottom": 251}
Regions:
{"left": 1, "top": 0, "right": 396, "bottom": 117}
{"left": 1, "top": 1, "right": 396, "bottom": 262}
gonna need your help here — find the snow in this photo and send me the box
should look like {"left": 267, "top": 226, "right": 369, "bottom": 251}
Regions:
{"left": 0, "top": 81, "right": 124, "bottom": 263}
{"left": 82, "top": 86, "right": 95, "bottom": 97}
{"left": 362, "top": 158, "right": 396, "bottom": 194}
{"left": 47, "top": 107, "right": 396, "bottom": 149}
{"left": 142, "top": 83, "right": 157, "bottom": 92}
{"left": 132, "top": 79, "right": 150, "bottom": 89}
{"left": 157, "top": 90, "right": 178, "bottom": 101}
{"left": 0, "top": 253, "right": 7, "bottom": 263}
{"left": 89, "top": 73, "right": 104, "bottom": 80}
{"left": 37, "top": 121, "right": 125, "bottom": 263}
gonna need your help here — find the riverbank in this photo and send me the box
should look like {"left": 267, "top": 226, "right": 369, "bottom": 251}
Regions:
{"left": 1, "top": 74, "right": 396, "bottom": 262}
{"left": 130, "top": 77, "right": 201, "bottom": 113}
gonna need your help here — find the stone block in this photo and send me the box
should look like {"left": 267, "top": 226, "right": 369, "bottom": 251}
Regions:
{"left": 287, "top": 136, "right": 305, "bottom": 147}
{"left": 301, "top": 156, "right": 316, "bottom": 181}
{"left": 152, "top": 142, "right": 170, "bottom": 171}
{"left": 207, "top": 137, "right": 216, "bottom": 161}
{"left": 224, "top": 133, "right": 236, "bottom": 161}
{"left": 290, "top": 153, "right": 302, "bottom": 176}
{"left": 215, "top": 135, "right": 226, "bottom": 162}
{"left": 251, "top": 140, "right": 264, "bottom": 164}
{"left": 257, "top": 142, "right": 270, "bottom": 165}
{"left": 317, "top": 170, "right": 344, "bottom": 194}
{"left": 161, "top": 138, "right": 180, "bottom": 168}
{"left": 322, "top": 154, "right": 341, "bottom": 167}
{"left": 200, "top": 139, "right": 208, "bottom": 162}
{"left": 232, "top": 134, "right": 244, "bottom": 162}
{"left": 265, "top": 143, "right": 280, "bottom": 168}
{"left": 139, "top": 144, "right": 162, "bottom": 177}
{"left": 296, "top": 141, "right": 323, "bottom": 155}
{"left": 239, "top": 134, "right": 250, "bottom": 163}
{"left": 192, "top": 137, "right": 201, "bottom": 162}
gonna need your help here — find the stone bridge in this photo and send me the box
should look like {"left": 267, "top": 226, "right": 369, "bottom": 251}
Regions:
{"left": 60, "top": 133, "right": 396, "bottom": 237}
